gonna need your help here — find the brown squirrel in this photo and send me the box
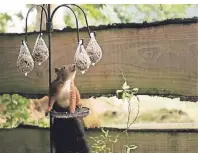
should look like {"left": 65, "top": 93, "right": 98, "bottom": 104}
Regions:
{"left": 46, "top": 64, "right": 81, "bottom": 115}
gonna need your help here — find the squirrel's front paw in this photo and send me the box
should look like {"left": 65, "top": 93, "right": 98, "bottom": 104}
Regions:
{"left": 70, "top": 109, "right": 75, "bottom": 114}
{"left": 77, "top": 103, "right": 82, "bottom": 108}
{"left": 45, "top": 108, "right": 51, "bottom": 116}
{"left": 45, "top": 111, "right": 49, "bottom": 116}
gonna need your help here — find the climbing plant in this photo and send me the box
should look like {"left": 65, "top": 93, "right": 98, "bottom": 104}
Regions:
{"left": 91, "top": 70, "right": 140, "bottom": 153}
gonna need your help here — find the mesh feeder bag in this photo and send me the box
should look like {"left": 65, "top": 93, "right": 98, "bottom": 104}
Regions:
{"left": 86, "top": 32, "right": 102, "bottom": 66}
{"left": 74, "top": 40, "right": 91, "bottom": 74}
{"left": 32, "top": 33, "right": 49, "bottom": 65}
{"left": 17, "top": 40, "right": 34, "bottom": 76}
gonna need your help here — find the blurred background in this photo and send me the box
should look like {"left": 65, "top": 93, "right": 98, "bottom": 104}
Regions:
{"left": 0, "top": 4, "right": 198, "bottom": 33}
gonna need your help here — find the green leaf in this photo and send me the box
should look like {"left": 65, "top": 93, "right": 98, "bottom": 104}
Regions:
{"left": 126, "top": 148, "right": 130, "bottom": 153}
{"left": 128, "top": 94, "right": 132, "bottom": 101}
{"left": 122, "top": 92, "right": 126, "bottom": 101}
{"left": 129, "top": 145, "right": 137, "bottom": 150}
{"left": 122, "top": 81, "right": 130, "bottom": 90}
{"left": 101, "top": 128, "right": 107, "bottom": 134}
{"left": 124, "top": 145, "right": 137, "bottom": 152}
{"left": 0, "top": 94, "right": 30, "bottom": 128}
{"left": 13, "top": 100, "right": 18, "bottom": 105}
{"left": 15, "top": 11, "right": 24, "bottom": 20}
{"left": 116, "top": 90, "right": 123, "bottom": 96}
{"left": 108, "top": 138, "right": 118, "bottom": 143}
{"left": 132, "top": 88, "right": 139, "bottom": 94}
{"left": 105, "top": 131, "right": 109, "bottom": 137}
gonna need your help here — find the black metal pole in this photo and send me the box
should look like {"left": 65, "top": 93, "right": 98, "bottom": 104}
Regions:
{"left": 47, "top": 4, "right": 53, "bottom": 153}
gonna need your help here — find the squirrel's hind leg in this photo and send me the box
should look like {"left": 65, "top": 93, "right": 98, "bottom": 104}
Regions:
{"left": 69, "top": 82, "right": 77, "bottom": 113}
{"left": 75, "top": 86, "right": 82, "bottom": 108}
{"left": 45, "top": 97, "right": 56, "bottom": 116}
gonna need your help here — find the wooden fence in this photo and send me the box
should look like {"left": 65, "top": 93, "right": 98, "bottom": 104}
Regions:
{"left": 0, "top": 18, "right": 198, "bottom": 96}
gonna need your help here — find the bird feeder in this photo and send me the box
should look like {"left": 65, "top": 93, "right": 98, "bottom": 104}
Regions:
{"left": 17, "top": 4, "right": 103, "bottom": 153}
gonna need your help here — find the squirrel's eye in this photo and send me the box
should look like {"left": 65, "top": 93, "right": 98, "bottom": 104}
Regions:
{"left": 63, "top": 67, "right": 66, "bottom": 69}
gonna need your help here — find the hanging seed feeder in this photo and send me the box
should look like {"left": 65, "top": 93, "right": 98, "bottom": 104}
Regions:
{"left": 17, "top": 40, "right": 34, "bottom": 76}
{"left": 68, "top": 5, "right": 92, "bottom": 74}
{"left": 74, "top": 39, "right": 91, "bottom": 74}
{"left": 32, "top": 33, "right": 49, "bottom": 65}
{"left": 86, "top": 32, "right": 102, "bottom": 66}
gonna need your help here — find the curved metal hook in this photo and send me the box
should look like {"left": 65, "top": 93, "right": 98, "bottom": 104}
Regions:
{"left": 70, "top": 4, "right": 91, "bottom": 38}
{"left": 39, "top": 4, "right": 47, "bottom": 36}
{"left": 25, "top": 5, "right": 48, "bottom": 42}
{"left": 51, "top": 4, "right": 80, "bottom": 43}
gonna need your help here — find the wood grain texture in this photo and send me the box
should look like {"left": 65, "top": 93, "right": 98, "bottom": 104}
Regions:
{"left": 0, "top": 23, "right": 198, "bottom": 96}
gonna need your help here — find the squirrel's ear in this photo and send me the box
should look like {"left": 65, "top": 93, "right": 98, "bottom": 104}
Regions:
{"left": 72, "top": 64, "right": 76, "bottom": 70}
{"left": 54, "top": 68, "right": 61, "bottom": 73}
{"left": 73, "top": 64, "right": 76, "bottom": 69}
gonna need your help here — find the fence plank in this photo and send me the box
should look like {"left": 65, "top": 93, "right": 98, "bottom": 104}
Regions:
{"left": 0, "top": 23, "right": 198, "bottom": 96}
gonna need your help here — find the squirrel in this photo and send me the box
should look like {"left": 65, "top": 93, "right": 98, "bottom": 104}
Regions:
{"left": 48, "top": 65, "right": 91, "bottom": 153}
{"left": 46, "top": 64, "right": 82, "bottom": 115}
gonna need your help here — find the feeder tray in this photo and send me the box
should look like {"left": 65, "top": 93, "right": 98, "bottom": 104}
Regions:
{"left": 50, "top": 107, "right": 90, "bottom": 119}
{"left": 32, "top": 34, "right": 49, "bottom": 65}
{"left": 86, "top": 32, "right": 102, "bottom": 66}
{"left": 74, "top": 40, "right": 91, "bottom": 74}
